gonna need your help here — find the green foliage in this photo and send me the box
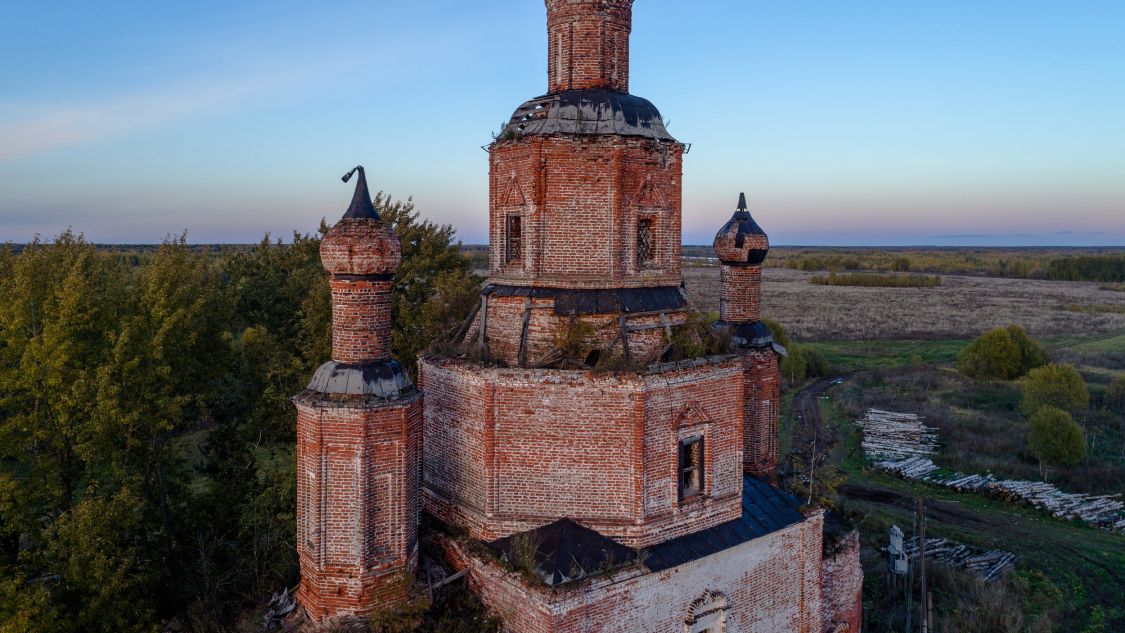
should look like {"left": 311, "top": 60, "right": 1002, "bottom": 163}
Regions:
{"left": 808, "top": 271, "right": 941, "bottom": 287}
{"left": 1104, "top": 375, "right": 1125, "bottom": 413}
{"left": 780, "top": 347, "right": 807, "bottom": 384}
{"left": 958, "top": 325, "right": 1048, "bottom": 380}
{"left": 375, "top": 192, "right": 483, "bottom": 371}
{"left": 1006, "top": 324, "right": 1050, "bottom": 372}
{"left": 1022, "top": 364, "right": 1090, "bottom": 415}
{"left": 761, "top": 317, "right": 790, "bottom": 348}
{"left": 1047, "top": 255, "right": 1125, "bottom": 282}
{"left": 0, "top": 191, "right": 479, "bottom": 630}
{"left": 1028, "top": 406, "right": 1087, "bottom": 477}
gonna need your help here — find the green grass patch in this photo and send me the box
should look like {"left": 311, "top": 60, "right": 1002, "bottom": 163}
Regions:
{"left": 1054, "top": 303, "right": 1125, "bottom": 315}
{"left": 818, "top": 391, "right": 1125, "bottom": 631}
{"left": 803, "top": 339, "right": 966, "bottom": 372}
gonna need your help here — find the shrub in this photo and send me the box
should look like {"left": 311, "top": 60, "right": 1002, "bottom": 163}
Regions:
{"left": 1022, "top": 364, "right": 1089, "bottom": 415}
{"left": 803, "top": 346, "right": 829, "bottom": 377}
{"left": 1027, "top": 406, "right": 1086, "bottom": 478}
{"left": 958, "top": 325, "right": 1048, "bottom": 380}
{"left": 781, "top": 347, "right": 807, "bottom": 383}
{"left": 958, "top": 328, "right": 1023, "bottom": 380}
{"left": 1005, "top": 325, "right": 1050, "bottom": 371}
{"left": 1105, "top": 375, "right": 1125, "bottom": 413}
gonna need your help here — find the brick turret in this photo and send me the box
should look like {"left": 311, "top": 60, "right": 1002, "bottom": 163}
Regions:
{"left": 293, "top": 167, "right": 422, "bottom": 620}
{"left": 546, "top": 0, "right": 633, "bottom": 93}
{"left": 714, "top": 192, "right": 769, "bottom": 325}
{"left": 713, "top": 193, "right": 780, "bottom": 478}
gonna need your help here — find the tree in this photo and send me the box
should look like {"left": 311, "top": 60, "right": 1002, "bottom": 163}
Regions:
{"left": 958, "top": 325, "right": 1047, "bottom": 380}
{"left": 1022, "top": 364, "right": 1089, "bottom": 415}
{"left": 1106, "top": 375, "right": 1125, "bottom": 413}
{"left": 1005, "top": 325, "right": 1049, "bottom": 374}
{"left": 1027, "top": 406, "right": 1086, "bottom": 478}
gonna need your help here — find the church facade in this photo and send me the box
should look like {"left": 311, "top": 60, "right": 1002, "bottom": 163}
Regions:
{"left": 292, "top": 1, "right": 862, "bottom": 631}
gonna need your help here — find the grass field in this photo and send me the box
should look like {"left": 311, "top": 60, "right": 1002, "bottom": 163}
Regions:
{"left": 682, "top": 266, "right": 1125, "bottom": 342}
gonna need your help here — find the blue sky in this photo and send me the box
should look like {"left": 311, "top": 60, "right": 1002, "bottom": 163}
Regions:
{"left": 1, "top": 0, "right": 1123, "bottom": 246}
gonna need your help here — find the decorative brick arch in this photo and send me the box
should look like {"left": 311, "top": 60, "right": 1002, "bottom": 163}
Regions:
{"left": 684, "top": 589, "right": 728, "bottom": 632}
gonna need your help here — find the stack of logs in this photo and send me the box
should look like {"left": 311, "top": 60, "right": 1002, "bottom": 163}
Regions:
{"left": 857, "top": 409, "right": 1125, "bottom": 534}
{"left": 902, "top": 537, "right": 1016, "bottom": 582}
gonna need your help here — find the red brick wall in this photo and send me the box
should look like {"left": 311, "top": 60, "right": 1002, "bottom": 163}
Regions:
{"left": 821, "top": 530, "right": 864, "bottom": 633}
{"left": 488, "top": 136, "right": 683, "bottom": 289}
{"left": 441, "top": 512, "right": 827, "bottom": 633}
{"left": 328, "top": 277, "right": 393, "bottom": 362}
{"left": 466, "top": 293, "right": 693, "bottom": 368}
{"left": 294, "top": 393, "right": 423, "bottom": 618}
{"left": 419, "top": 355, "right": 745, "bottom": 548}
{"left": 742, "top": 349, "right": 780, "bottom": 478}
{"left": 719, "top": 265, "right": 762, "bottom": 324}
{"left": 546, "top": 0, "right": 633, "bottom": 94}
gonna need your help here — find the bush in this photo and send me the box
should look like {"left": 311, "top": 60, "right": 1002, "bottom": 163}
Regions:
{"left": 1028, "top": 406, "right": 1087, "bottom": 478}
{"left": 1106, "top": 376, "right": 1125, "bottom": 413}
{"left": 1022, "top": 364, "right": 1089, "bottom": 415}
{"left": 958, "top": 325, "right": 1048, "bottom": 380}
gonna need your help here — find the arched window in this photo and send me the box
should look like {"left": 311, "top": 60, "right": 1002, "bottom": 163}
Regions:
{"left": 684, "top": 590, "right": 727, "bottom": 633}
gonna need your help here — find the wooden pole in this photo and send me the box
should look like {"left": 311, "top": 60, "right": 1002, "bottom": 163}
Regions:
{"left": 919, "top": 497, "right": 928, "bottom": 633}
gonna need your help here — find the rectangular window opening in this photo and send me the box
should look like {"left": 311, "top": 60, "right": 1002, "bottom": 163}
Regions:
{"left": 679, "top": 436, "right": 704, "bottom": 501}
{"left": 637, "top": 218, "right": 655, "bottom": 268}
{"left": 506, "top": 215, "right": 522, "bottom": 265}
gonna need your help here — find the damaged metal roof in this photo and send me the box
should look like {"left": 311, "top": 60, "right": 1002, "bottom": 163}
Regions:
{"left": 483, "top": 284, "right": 686, "bottom": 316}
{"left": 487, "top": 518, "right": 637, "bottom": 587}
{"left": 500, "top": 89, "right": 677, "bottom": 141}
{"left": 304, "top": 359, "right": 413, "bottom": 399}
{"left": 484, "top": 477, "right": 806, "bottom": 586}
{"left": 643, "top": 476, "right": 806, "bottom": 572}
{"left": 714, "top": 320, "right": 776, "bottom": 350}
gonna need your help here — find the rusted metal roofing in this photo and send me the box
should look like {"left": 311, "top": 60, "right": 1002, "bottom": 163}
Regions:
{"left": 500, "top": 89, "right": 677, "bottom": 141}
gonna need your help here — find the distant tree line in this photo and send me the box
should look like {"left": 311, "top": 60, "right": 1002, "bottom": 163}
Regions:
{"left": 808, "top": 271, "right": 942, "bottom": 288}
{"left": 0, "top": 194, "right": 481, "bottom": 632}
{"left": 1046, "top": 255, "right": 1125, "bottom": 283}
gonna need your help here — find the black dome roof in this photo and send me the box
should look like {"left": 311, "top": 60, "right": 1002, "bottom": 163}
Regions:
{"left": 499, "top": 89, "right": 676, "bottom": 141}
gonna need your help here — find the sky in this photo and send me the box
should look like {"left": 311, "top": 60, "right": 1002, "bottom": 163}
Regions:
{"left": 1, "top": 0, "right": 1123, "bottom": 246}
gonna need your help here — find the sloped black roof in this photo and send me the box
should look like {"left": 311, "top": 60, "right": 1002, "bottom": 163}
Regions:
{"left": 488, "top": 518, "right": 637, "bottom": 586}
{"left": 500, "top": 89, "right": 677, "bottom": 141}
{"left": 485, "top": 477, "right": 806, "bottom": 586}
{"left": 644, "top": 476, "right": 806, "bottom": 572}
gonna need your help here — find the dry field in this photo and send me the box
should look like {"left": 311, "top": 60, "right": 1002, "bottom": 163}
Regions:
{"left": 682, "top": 266, "right": 1125, "bottom": 341}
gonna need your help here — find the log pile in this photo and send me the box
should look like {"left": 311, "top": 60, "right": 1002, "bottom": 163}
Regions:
{"left": 859, "top": 408, "right": 1125, "bottom": 535}
{"left": 855, "top": 409, "right": 940, "bottom": 460}
{"left": 901, "top": 537, "right": 1016, "bottom": 582}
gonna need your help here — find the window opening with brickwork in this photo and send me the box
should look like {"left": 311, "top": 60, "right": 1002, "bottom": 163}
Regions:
{"left": 684, "top": 590, "right": 727, "bottom": 632}
{"left": 679, "top": 436, "right": 704, "bottom": 501}
{"left": 506, "top": 215, "right": 522, "bottom": 265}
{"left": 637, "top": 218, "right": 655, "bottom": 268}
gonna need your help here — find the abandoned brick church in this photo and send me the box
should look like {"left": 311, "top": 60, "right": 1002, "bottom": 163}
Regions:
{"left": 292, "top": 1, "right": 863, "bottom": 630}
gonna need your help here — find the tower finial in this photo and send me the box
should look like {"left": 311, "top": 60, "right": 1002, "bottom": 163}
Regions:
{"left": 737, "top": 192, "right": 748, "bottom": 212}
{"left": 341, "top": 165, "right": 380, "bottom": 220}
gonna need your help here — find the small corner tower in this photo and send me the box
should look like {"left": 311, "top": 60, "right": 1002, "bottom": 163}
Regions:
{"left": 713, "top": 193, "right": 781, "bottom": 478}
{"left": 293, "top": 167, "right": 423, "bottom": 620}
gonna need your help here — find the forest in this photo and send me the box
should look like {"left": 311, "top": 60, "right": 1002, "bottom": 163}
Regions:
{"left": 0, "top": 194, "right": 481, "bottom": 632}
